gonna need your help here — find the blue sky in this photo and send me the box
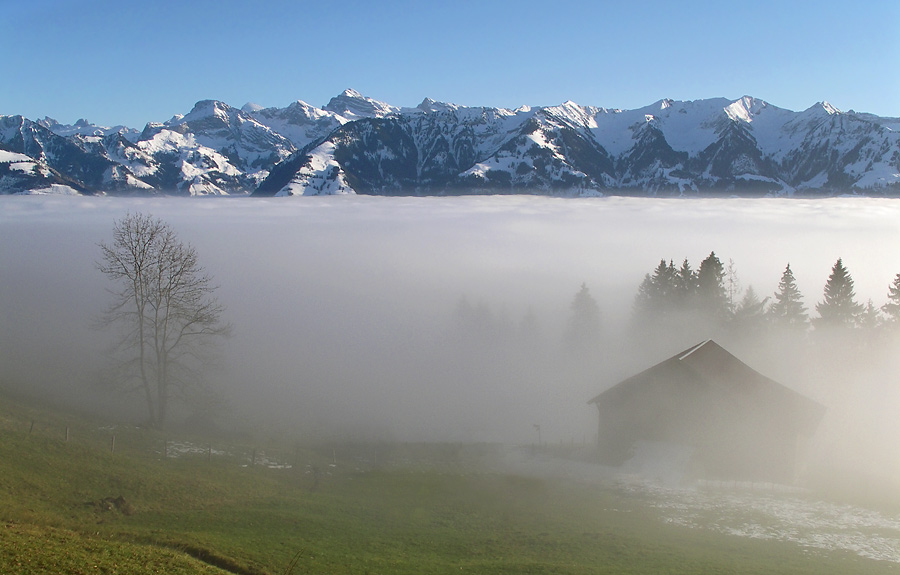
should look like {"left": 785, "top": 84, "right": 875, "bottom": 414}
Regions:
{"left": 2, "top": 0, "right": 898, "bottom": 128}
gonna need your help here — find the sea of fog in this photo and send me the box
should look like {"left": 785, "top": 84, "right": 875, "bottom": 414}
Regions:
{"left": 1, "top": 195, "right": 899, "bottom": 460}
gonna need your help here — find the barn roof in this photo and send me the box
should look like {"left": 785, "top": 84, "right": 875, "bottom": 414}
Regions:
{"left": 588, "top": 339, "right": 824, "bottom": 431}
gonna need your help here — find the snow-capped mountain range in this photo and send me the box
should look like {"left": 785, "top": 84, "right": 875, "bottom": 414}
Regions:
{"left": 2, "top": 89, "right": 898, "bottom": 196}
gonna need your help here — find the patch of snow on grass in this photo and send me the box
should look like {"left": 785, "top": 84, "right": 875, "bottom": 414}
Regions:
{"left": 629, "top": 482, "right": 900, "bottom": 563}
{"left": 164, "top": 440, "right": 228, "bottom": 458}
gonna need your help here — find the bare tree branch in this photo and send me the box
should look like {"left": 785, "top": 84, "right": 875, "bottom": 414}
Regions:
{"left": 97, "top": 213, "right": 229, "bottom": 428}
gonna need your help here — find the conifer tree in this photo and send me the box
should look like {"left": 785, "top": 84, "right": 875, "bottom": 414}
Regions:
{"left": 769, "top": 263, "right": 808, "bottom": 329}
{"left": 814, "top": 258, "right": 863, "bottom": 329}
{"left": 881, "top": 273, "right": 900, "bottom": 326}
{"left": 651, "top": 259, "right": 677, "bottom": 304}
{"left": 674, "top": 258, "right": 697, "bottom": 307}
{"left": 565, "top": 283, "right": 602, "bottom": 353}
{"left": 858, "top": 299, "right": 881, "bottom": 331}
{"left": 633, "top": 259, "right": 677, "bottom": 320}
{"left": 633, "top": 273, "right": 655, "bottom": 318}
{"left": 735, "top": 285, "right": 767, "bottom": 317}
{"left": 731, "top": 285, "right": 769, "bottom": 336}
{"left": 697, "top": 251, "right": 728, "bottom": 319}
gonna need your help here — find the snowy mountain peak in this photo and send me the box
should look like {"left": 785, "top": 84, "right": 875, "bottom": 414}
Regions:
{"left": 282, "top": 99, "right": 334, "bottom": 120}
{"left": 182, "top": 99, "right": 232, "bottom": 122}
{"left": 323, "top": 89, "right": 398, "bottom": 120}
{"left": 239, "top": 99, "right": 345, "bottom": 149}
{"left": 241, "top": 102, "right": 265, "bottom": 113}
{"left": 340, "top": 88, "right": 364, "bottom": 99}
{"left": 544, "top": 101, "right": 603, "bottom": 129}
{"left": 5, "top": 93, "right": 899, "bottom": 197}
{"left": 800, "top": 101, "right": 842, "bottom": 118}
{"left": 558, "top": 100, "right": 600, "bottom": 116}
{"left": 36, "top": 116, "right": 139, "bottom": 138}
{"left": 416, "top": 97, "right": 460, "bottom": 114}
{"left": 818, "top": 101, "right": 841, "bottom": 115}
{"left": 724, "top": 96, "right": 771, "bottom": 124}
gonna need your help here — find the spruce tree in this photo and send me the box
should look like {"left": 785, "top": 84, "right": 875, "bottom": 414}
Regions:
{"left": 858, "top": 299, "right": 881, "bottom": 331}
{"left": 634, "top": 272, "right": 656, "bottom": 319}
{"left": 881, "top": 273, "right": 900, "bottom": 326}
{"left": 769, "top": 263, "right": 808, "bottom": 329}
{"left": 633, "top": 259, "right": 677, "bottom": 320}
{"left": 674, "top": 258, "right": 697, "bottom": 308}
{"left": 565, "top": 283, "right": 602, "bottom": 354}
{"left": 814, "top": 258, "right": 863, "bottom": 329}
{"left": 697, "top": 251, "right": 728, "bottom": 319}
{"left": 731, "top": 285, "right": 769, "bottom": 336}
{"left": 651, "top": 259, "right": 677, "bottom": 305}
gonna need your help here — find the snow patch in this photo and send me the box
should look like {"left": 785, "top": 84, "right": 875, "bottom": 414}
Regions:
{"left": 0, "top": 150, "right": 36, "bottom": 163}
{"left": 9, "top": 162, "right": 36, "bottom": 173}
{"left": 631, "top": 482, "right": 900, "bottom": 564}
{"left": 16, "top": 184, "right": 81, "bottom": 195}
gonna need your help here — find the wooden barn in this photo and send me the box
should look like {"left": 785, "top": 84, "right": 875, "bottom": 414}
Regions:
{"left": 588, "top": 340, "right": 825, "bottom": 484}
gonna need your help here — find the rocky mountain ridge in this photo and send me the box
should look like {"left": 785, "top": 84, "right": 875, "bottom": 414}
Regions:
{"left": 2, "top": 90, "right": 898, "bottom": 197}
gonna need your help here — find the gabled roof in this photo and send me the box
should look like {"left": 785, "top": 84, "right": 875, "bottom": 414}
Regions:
{"left": 588, "top": 340, "right": 824, "bottom": 430}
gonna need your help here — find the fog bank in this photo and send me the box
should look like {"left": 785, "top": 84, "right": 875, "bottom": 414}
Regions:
{"left": 1, "top": 195, "right": 899, "bottom": 493}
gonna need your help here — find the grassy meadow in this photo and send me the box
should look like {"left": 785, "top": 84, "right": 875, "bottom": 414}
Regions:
{"left": 0, "top": 389, "right": 897, "bottom": 575}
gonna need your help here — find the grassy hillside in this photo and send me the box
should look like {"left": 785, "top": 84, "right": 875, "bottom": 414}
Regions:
{"left": 0, "top": 389, "right": 896, "bottom": 575}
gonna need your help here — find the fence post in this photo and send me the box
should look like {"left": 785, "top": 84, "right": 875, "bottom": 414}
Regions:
{"left": 110, "top": 435, "right": 116, "bottom": 453}
{"left": 65, "top": 427, "right": 69, "bottom": 442}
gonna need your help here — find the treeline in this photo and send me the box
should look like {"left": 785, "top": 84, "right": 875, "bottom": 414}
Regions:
{"left": 448, "top": 251, "right": 900, "bottom": 365}
{"left": 632, "top": 251, "right": 900, "bottom": 335}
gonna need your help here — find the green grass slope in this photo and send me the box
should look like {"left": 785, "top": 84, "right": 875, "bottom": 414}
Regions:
{"left": 0, "top": 389, "right": 896, "bottom": 575}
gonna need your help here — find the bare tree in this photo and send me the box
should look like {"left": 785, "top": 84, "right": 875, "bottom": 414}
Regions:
{"left": 98, "top": 213, "right": 230, "bottom": 428}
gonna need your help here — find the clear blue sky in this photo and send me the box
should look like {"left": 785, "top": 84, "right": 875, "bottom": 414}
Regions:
{"left": 2, "top": 0, "right": 898, "bottom": 128}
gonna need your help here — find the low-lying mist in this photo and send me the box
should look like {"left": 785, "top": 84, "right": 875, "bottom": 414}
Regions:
{"left": 1, "top": 195, "right": 899, "bottom": 497}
